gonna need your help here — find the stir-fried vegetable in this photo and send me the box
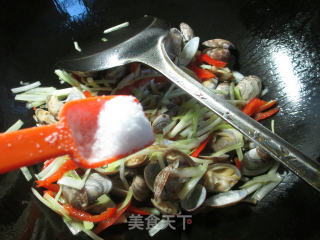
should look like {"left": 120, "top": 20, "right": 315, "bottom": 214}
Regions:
{"left": 8, "top": 20, "right": 283, "bottom": 239}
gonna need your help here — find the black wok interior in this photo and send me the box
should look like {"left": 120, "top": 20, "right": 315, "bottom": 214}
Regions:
{"left": 1, "top": 0, "right": 320, "bottom": 239}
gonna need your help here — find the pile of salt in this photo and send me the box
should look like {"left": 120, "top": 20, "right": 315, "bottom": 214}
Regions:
{"left": 88, "top": 96, "right": 154, "bottom": 163}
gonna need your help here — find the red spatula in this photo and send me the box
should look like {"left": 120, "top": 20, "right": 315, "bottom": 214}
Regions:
{"left": 0, "top": 95, "right": 154, "bottom": 173}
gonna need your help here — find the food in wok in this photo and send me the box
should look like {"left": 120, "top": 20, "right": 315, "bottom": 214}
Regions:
{"left": 5, "top": 21, "right": 284, "bottom": 239}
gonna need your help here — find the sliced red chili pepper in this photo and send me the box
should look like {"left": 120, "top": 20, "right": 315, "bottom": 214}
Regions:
{"left": 94, "top": 196, "right": 132, "bottom": 234}
{"left": 83, "top": 90, "right": 92, "bottom": 98}
{"left": 63, "top": 205, "right": 116, "bottom": 223}
{"left": 254, "top": 107, "right": 280, "bottom": 121}
{"left": 189, "top": 64, "right": 216, "bottom": 80}
{"left": 36, "top": 158, "right": 78, "bottom": 187}
{"left": 256, "top": 99, "right": 277, "bottom": 113}
{"left": 234, "top": 157, "right": 242, "bottom": 170}
{"left": 127, "top": 206, "right": 150, "bottom": 216}
{"left": 198, "top": 53, "right": 227, "bottom": 68}
{"left": 190, "top": 134, "right": 213, "bottom": 158}
{"left": 242, "top": 98, "right": 267, "bottom": 116}
{"left": 39, "top": 183, "right": 60, "bottom": 193}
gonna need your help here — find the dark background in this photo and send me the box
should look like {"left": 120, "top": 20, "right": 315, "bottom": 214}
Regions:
{"left": 0, "top": 0, "right": 320, "bottom": 239}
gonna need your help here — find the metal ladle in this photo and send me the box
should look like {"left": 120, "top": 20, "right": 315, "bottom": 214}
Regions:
{"left": 58, "top": 16, "right": 320, "bottom": 192}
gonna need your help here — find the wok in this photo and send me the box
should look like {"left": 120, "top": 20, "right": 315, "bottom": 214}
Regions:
{"left": 0, "top": 0, "right": 320, "bottom": 239}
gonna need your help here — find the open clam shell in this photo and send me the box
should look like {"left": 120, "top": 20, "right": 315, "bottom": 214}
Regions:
{"left": 132, "top": 175, "right": 150, "bottom": 202}
{"left": 204, "top": 163, "right": 241, "bottom": 193}
{"left": 126, "top": 154, "right": 148, "bottom": 168}
{"left": 151, "top": 198, "right": 180, "bottom": 215}
{"left": 241, "top": 147, "right": 273, "bottom": 176}
{"left": 177, "top": 37, "right": 200, "bottom": 67}
{"left": 236, "top": 75, "right": 262, "bottom": 101}
{"left": 205, "top": 189, "right": 248, "bottom": 208}
{"left": 153, "top": 162, "right": 178, "bottom": 200}
{"left": 179, "top": 22, "right": 195, "bottom": 42}
{"left": 180, "top": 184, "right": 206, "bottom": 212}
{"left": 164, "top": 148, "right": 195, "bottom": 167}
{"left": 144, "top": 162, "right": 162, "bottom": 191}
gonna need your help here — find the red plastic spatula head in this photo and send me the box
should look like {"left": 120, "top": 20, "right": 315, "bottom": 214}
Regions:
{"left": 0, "top": 95, "right": 155, "bottom": 173}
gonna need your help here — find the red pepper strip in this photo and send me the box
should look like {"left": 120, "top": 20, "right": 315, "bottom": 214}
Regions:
{"left": 115, "top": 76, "right": 168, "bottom": 95}
{"left": 234, "top": 157, "right": 242, "bottom": 170}
{"left": 189, "top": 64, "right": 216, "bottom": 80}
{"left": 254, "top": 107, "right": 280, "bottom": 121}
{"left": 43, "top": 190, "right": 55, "bottom": 198}
{"left": 39, "top": 183, "right": 60, "bottom": 193}
{"left": 127, "top": 206, "right": 150, "bottom": 216}
{"left": 190, "top": 134, "right": 213, "bottom": 158}
{"left": 63, "top": 205, "right": 116, "bottom": 223}
{"left": 256, "top": 99, "right": 277, "bottom": 113}
{"left": 242, "top": 98, "right": 267, "bottom": 116}
{"left": 198, "top": 53, "right": 227, "bottom": 68}
{"left": 83, "top": 90, "right": 92, "bottom": 98}
{"left": 130, "top": 62, "right": 140, "bottom": 73}
{"left": 36, "top": 158, "right": 78, "bottom": 187}
{"left": 94, "top": 199, "right": 132, "bottom": 234}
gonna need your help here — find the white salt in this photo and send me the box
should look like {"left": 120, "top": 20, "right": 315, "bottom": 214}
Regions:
{"left": 88, "top": 96, "right": 154, "bottom": 164}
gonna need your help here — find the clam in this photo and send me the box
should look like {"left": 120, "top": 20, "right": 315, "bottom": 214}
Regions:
{"left": 84, "top": 173, "right": 113, "bottom": 204}
{"left": 34, "top": 109, "right": 57, "bottom": 124}
{"left": 46, "top": 95, "right": 63, "bottom": 119}
{"left": 62, "top": 186, "right": 88, "bottom": 209}
{"left": 215, "top": 82, "right": 230, "bottom": 99}
{"left": 126, "top": 154, "right": 148, "bottom": 168}
{"left": 180, "top": 184, "right": 206, "bottom": 212}
{"left": 62, "top": 172, "right": 112, "bottom": 209}
{"left": 144, "top": 162, "right": 162, "bottom": 191}
{"left": 110, "top": 177, "right": 129, "bottom": 198}
{"left": 164, "top": 148, "right": 195, "bottom": 167}
{"left": 177, "top": 37, "right": 200, "bottom": 67}
{"left": 151, "top": 198, "right": 179, "bottom": 215}
{"left": 236, "top": 75, "right": 262, "bottom": 101}
{"left": 165, "top": 28, "right": 183, "bottom": 60}
{"left": 202, "top": 39, "right": 235, "bottom": 50}
{"left": 152, "top": 114, "right": 172, "bottom": 134}
{"left": 241, "top": 147, "right": 273, "bottom": 176}
{"left": 211, "top": 129, "right": 242, "bottom": 152}
{"left": 202, "top": 39, "right": 236, "bottom": 66}
{"left": 153, "top": 162, "right": 178, "bottom": 200}
{"left": 179, "top": 22, "right": 195, "bottom": 42}
{"left": 132, "top": 175, "right": 150, "bottom": 202}
{"left": 204, "top": 48, "right": 232, "bottom": 63}
{"left": 205, "top": 189, "right": 248, "bottom": 208}
{"left": 163, "top": 172, "right": 188, "bottom": 201}
{"left": 203, "top": 163, "right": 241, "bottom": 193}
{"left": 214, "top": 68, "right": 234, "bottom": 82}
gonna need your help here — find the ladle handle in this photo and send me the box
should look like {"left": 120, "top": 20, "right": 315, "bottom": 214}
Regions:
{"left": 137, "top": 37, "right": 320, "bottom": 192}
{"left": 0, "top": 123, "right": 68, "bottom": 173}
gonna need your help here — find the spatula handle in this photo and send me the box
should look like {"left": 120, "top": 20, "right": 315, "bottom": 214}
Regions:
{"left": 0, "top": 123, "right": 69, "bottom": 173}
